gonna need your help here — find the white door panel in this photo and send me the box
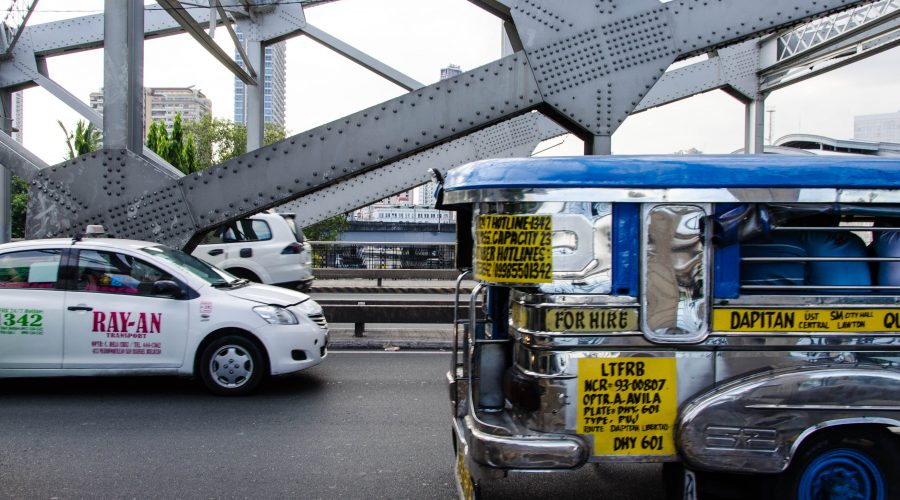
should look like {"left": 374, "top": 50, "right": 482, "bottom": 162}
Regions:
{"left": 0, "top": 249, "right": 65, "bottom": 368}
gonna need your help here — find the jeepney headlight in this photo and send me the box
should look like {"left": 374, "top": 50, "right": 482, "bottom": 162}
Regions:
{"left": 253, "top": 305, "right": 299, "bottom": 325}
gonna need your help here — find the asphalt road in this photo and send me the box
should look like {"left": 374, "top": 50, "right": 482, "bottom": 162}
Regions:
{"left": 0, "top": 352, "right": 666, "bottom": 499}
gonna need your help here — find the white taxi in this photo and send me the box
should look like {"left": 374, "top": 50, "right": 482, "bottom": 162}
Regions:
{"left": 0, "top": 233, "right": 328, "bottom": 395}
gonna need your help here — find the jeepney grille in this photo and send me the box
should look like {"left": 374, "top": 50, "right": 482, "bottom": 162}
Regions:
{"left": 308, "top": 313, "right": 328, "bottom": 330}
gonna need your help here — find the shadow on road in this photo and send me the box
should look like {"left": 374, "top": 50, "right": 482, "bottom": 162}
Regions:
{"left": 0, "top": 371, "right": 328, "bottom": 399}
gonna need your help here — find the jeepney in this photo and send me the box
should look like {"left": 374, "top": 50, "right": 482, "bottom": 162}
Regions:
{"left": 437, "top": 155, "right": 900, "bottom": 499}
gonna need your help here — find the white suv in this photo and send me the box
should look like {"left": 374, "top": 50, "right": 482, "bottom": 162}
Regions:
{"left": 193, "top": 212, "right": 314, "bottom": 292}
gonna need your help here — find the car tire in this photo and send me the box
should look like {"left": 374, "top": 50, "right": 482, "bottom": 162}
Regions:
{"left": 199, "top": 335, "right": 267, "bottom": 396}
{"left": 770, "top": 428, "right": 900, "bottom": 500}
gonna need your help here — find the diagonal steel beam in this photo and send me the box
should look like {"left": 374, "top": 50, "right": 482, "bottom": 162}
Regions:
{"left": 277, "top": 113, "right": 566, "bottom": 227}
{"left": 0, "top": 0, "right": 37, "bottom": 59}
{"left": 760, "top": 13, "right": 900, "bottom": 91}
{"left": 636, "top": 40, "right": 761, "bottom": 111}
{"left": 0, "top": 129, "right": 48, "bottom": 181}
{"left": 156, "top": 0, "right": 257, "bottom": 85}
{"left": 213, "top": 0, "right": 256, "bottom": 79}
{"left": 26, "top": 0, "right": 880, "bottom": 248}
{"left": 26, "top": 8, "right": 214, "bottom": 57}
{"left": 301, "top": 23, "right": 424, "bottom": 91}
{"left": 767, "top": 0, "right": 899, "bottom": 63}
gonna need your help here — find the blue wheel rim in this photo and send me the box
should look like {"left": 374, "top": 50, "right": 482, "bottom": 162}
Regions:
{"left": 797, "top": 448, "right": 885, "bottom": 500}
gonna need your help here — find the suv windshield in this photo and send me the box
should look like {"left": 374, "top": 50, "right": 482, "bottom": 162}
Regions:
{"left": 141, "top": 245, "right": 233, "bottom": 285}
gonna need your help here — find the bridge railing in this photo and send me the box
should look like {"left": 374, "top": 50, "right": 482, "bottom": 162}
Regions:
{"left": 310, "top": 241, "right": 456, "bottom": 271}
{"left": 310, "top": 242, "right": 468, "bottom": 334}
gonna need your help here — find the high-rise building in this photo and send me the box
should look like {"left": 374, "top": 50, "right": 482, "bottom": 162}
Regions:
{"left": 90, "top": 86, "right": 212, "bottom": 136}
{"left": 440, "top": 64, "right": 462, "bottom": 80}
{"left": 855, "top": 111, "right": 900, "bottom": 143}
{"left": 234, "top": 31, "right": 286, "bottom": 127}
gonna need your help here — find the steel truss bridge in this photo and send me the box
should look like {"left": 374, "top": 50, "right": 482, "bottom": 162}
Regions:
{"left": 0, "top": 0, "right": 897, "bottom": 248}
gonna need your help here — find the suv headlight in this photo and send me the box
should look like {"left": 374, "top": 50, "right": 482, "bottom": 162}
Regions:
{"left": 253, "top": 305, "right": 299, "bottom": 325}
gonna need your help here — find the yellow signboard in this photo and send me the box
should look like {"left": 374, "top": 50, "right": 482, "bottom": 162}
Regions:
{"left": 577, "top": 357, "right": 677, "bottom": 456}
{"left": 475, "top": 214, "right": 552, "bottom": 283}
{"left": 713, "top": 308, "right": 900, "bottom": 333}
{"left": 545, "top": 308, "right": 638, "bottom": 333}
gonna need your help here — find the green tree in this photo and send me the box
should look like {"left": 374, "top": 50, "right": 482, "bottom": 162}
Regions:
{"left": 58, "top": 120, "right": 102, "bottom": 160}
{"left": 146, "top": 113, "right": 197, "bottom": 174}
{"left": 183, "top": 116, "right": 288, "bottom": 169}
{"left": 183, "top": 134, "right": 197, "bottom": 174}
{"left": 147, "top": 120, "right": 166, "bottom": 154}
{"left": 167, "top": 113, "right": 185, "bottom": 171}
{"left": 303, "top": 215, "right": 350, "bottom": 241}
{"left": 10, "top": 175, "right": 29, "bottom": 238}
{"left": 263, "top": 122, "right": 287, "bottom": 146}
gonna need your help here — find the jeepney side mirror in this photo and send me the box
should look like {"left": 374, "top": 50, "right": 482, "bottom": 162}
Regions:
{"left": 641, "top": 204, "right": 709, "bottom": 343}
{"left": 455, "top": 207, "right": 474, "bottom": 272}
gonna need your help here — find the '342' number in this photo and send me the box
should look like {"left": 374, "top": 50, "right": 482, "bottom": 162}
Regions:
{"left": 2, "top": 313, "right": 42, "bottom": 327}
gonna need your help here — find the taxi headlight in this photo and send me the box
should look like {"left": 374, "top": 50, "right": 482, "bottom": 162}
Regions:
{"left": 253, "top": 305, "right": 299, "bottom": 325}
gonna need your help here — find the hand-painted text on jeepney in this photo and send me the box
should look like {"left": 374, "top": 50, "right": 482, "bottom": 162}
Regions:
{"left": 714, "top": 308, "right": 900, "bottom": 333}
{"left": 475, "top": 214, "right": 553, "bottom": 284}
{"left": 578, "top": 358, "right": 677, "bottom": 456}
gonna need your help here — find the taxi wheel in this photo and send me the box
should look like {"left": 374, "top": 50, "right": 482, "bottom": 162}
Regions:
{"left": 200, "top": 335, "right": 266, "bottom": 396}
{"left": 771, "top": 428, "right": 900, "bottom": 500}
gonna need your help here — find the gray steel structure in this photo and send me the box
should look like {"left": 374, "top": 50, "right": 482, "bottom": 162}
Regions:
{"left": 0, "top": 0, "right": 897, "bottom": 248}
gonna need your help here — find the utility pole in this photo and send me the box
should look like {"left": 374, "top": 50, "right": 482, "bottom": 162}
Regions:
{"left": 766, "top": 109, "right": 776, "bottom": 145}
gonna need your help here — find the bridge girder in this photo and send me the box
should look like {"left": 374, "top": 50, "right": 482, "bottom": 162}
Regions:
{"left": 15, "top": 0, "right": 885, "bottom": 248}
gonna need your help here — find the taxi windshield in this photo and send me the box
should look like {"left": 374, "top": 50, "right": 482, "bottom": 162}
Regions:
{"left": 140, "top": 245, "right": 232, "bottom": 285}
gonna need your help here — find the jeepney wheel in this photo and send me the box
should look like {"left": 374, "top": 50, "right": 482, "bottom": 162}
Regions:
{"left": 773, "top": 428, "right": 900, "bottom": 500}
{"left": 200, "top": 335, "right": 266, "bottom": 396}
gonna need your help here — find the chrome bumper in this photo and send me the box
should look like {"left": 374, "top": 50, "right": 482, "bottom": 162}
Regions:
{"left": 453, "top": 413, "right": 589, "bottom": 473}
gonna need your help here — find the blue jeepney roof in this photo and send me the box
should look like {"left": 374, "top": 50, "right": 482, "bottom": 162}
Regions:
{"left": 443, "top": 155, "right": 900, "bottom": 191}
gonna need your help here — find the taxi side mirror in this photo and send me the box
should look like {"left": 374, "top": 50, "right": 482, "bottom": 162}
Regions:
{"left": 153, "top": 280, "right": 185, "bottom": 298}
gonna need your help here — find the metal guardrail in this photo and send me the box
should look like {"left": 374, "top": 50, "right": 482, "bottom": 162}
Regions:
{"left": 313, "top": 268, "right": 461, "bottom": 284}
{"left": 310, "top": 242, "right": 466, "bottom": 333}
{"left": 310, "top": 241, "right": 455, "bottom": 271}
{"left": 318, "top": 298, "right": 481, "bottom": 337}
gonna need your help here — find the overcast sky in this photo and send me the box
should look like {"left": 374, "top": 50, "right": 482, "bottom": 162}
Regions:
{"left": 20, "top": 0, "right": 900, "bottom": 164}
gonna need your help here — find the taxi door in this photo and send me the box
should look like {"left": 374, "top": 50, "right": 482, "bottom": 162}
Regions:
{"left": 62, "top": 249, "right": 189, "bottom": 368}
{"left": 0, "top": 248, "right": 66, "bottom": 368}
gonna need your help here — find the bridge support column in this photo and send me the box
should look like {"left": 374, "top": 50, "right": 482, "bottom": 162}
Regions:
{"left": 0, "top": 91, "right": 10, "bottom": 242}
{"left": 245, "top": 39, "right": 264, "bottom": 150}
{"left": 585, "top": 135, "right": 612, "bottom": 155}
{"left": 103, "top": 0, "right": 144, "bottom": 151}
{"left": 744, "top": 93, "right": 767, "bottom": 154}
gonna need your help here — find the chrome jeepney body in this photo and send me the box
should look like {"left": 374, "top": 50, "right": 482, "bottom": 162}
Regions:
{"left": 440, "top": 156, "right": 900, "bottom": 497}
